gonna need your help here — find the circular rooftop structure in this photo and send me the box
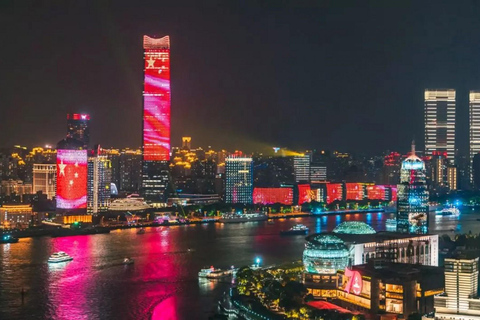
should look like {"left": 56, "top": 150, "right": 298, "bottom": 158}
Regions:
{"left": 332, "top": 221, "right": 376, "bottom": 235}
{"left": 303, "top": 234, "right": 349, "bottom": 274}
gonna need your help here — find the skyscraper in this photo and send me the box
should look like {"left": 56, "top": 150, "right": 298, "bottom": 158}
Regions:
{"left": 424, "top": 89, "right": 456, "bottom": 163}
{"left": 33, "top": 164, "right": 56, "bottom": 199}
{"left": 470, "top": 91, "right": 480, "bottom": 182}
{"left": 396, "top": 142, "right": 429, "bottom": 234}
{"left": 87, "top": 147, "right": 111, "bottom": 214}
{"left": 56, "top": 149, "right": 88, "bottom": 212}
{"left": 294, "top": 153, "right": 311, "bottom": 183}
{"left": 225, "top": 156, "right": 253, "bottom": 204}
{"left": 67, "top": 113, "right": 90, "bottom": 149}
{"left": 141, "top": 35, "right": 171, "bottom": 202}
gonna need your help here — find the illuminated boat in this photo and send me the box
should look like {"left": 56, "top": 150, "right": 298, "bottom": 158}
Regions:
{"left": 0, "top": 234, "right": 19, "bottom": 244}
{"left": 198, "top": 266, "right": 234, "bottom": 279}
{"left": 48, "top": 252, "right": 73, "bottom": 263}
{"left": 123, "top": 257, "right": 134, "bottom": 265}
{"left": 108, "top": 194, "right": 151, "bottom": 212}
{"left": 385, "top": 218, "right": 397, "bottom": 231}
{"left": 218, "top": 211, "right": 268, "bottom": 223}
{"left": 280, "top": 224, "right": 309, "bottom": 236}
{"left": 435, "top": 206, "right": 460, "bottom": 217}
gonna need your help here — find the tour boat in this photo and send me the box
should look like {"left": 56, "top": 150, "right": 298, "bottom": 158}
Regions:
{"left": 123, "top": 257, "right": 134, "bottom": 265}
{"left": 0, "top": 234, "right": 19, "bottom": 244}
{"left": 435, "top": 206, "right": 460, "bottom": 217}
{"left": 198, "top": 266, "right": 234, "bottom": 279}
{"left": 280, "top": 224, "right": 309, "bottom": 236}
{"left": 48, "top": 252, "right": 73, "bottom": 263}
{"left": 218, "top": 211, "right": 268, "bottom": 223}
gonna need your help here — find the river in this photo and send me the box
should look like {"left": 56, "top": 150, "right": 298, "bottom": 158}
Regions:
{"left": 0, "top": 209, "right": 478, "bottom": 320}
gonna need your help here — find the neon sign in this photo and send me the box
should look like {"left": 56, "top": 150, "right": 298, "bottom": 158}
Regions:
{"left": 345, "top": 268, "right": 362, "bottom": 295}
{"left": 143, "top": 35, "right": 171, "bottom": 161}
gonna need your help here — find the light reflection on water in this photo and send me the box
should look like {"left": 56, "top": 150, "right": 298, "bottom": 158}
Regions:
{"left": 0, "top": 209, "right": 479, "bottom": 319}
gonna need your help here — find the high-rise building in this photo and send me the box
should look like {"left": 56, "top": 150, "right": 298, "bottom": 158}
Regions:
{"left": 427, "top": 151, "right": 448, "bottom": 192}
{"left": 56, "top": 149, "right": 88, "bottom": 212}
{"left": 310, "top": 165, "right": 327, "bottom": 183}
{"left": 33, "top": 164, "right": 56, "bottom": 199}
{"left": 435, "top": 256, "right": 479, "bottom": 315}
{"left": 225, "top": 156, "right": 253, "bottom": 204}
{"left": 447, "top": 165, "right": 457, "bottom": 191}
{"left": 470, "top": 91, "right": 480, "bottom": 183}
{"left": 382, "top": 152, "right": 402, "bottom": 185}
{"left": 119, "top": 149, "right": 142, "bottom": 192}
{"left": 396, "top": 142, "right": 429, "bottom": 234}
{"left": 182, "top": 137, "right": 192, "bottom": 150}
{"left": 142, "top": 35, "right": 171, "bottom": 202}
{"left": 67, "top": 114, "right": 90, "bottom": 149}
{"left": 424, "top": 89, "right": 456, "bottom": 163}
{"left": 294, "top": 153, "right": 311, "bottom": 183}
{"left": 87, "top": 148, "right": 111, "bottom": 214}
{"left": 473, "top": 153, "right": 480, "bottom": 190}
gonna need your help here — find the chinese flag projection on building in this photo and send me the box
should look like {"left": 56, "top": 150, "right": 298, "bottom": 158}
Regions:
{"left": 143, "top": 35, "right": 171, "bottom": 161}
{"left": 56, "top": 150, "right": 87, "bottom": 209}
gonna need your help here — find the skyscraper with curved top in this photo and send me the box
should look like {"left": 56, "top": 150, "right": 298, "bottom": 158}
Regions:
{"left": 141, "top": 35, "right": 171, "bottom": 202}
{"left": 396, "top": 141, "right": 429, "bottom": 234}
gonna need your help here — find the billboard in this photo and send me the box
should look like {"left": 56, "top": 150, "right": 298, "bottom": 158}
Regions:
{"left": 253, "top": 188, "right": 293, "bottom": 205}
{"left": 366, "top": 185, "right": 386, "bottom": 200}
{"left": 346, "top": 183, "right": 365, "bottom": 201}
{"left": 143, "top": 35, "right": 171, "bottom": 161}
{"left": 56, "top": 149, "right": 87, "bottom": 209}
{"left": 326, "top": 183, "right": 343, "bottom": 204}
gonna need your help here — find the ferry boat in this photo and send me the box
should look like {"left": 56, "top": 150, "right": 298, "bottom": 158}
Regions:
{"left": 198, "top": 266, "right": 234, "bottom": 279}
{"left": 280, "top": 224, "right": 309, "bottom": 236}
{"left": 385, "top": 218, "right": 397, "bottom": 231}
{"left": 218, "top": 211, "right": 268, "bottom": 223}
{"left": 108, "top": 194, "right": 151, "bottom": 212}
{"left": 0, "top": 234, "right": 19, "bottom": 244}
{"left": 436, "top": 206, "right": 460, "bottom": 217}
{"left": 48, "top": 252, "right": 73, "bottom": 263}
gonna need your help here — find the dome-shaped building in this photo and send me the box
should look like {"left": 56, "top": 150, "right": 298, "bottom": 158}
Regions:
{"left": 332, "top": 221, "right": 376, "bottom": 235}
{"left": 303, "top": 234, "right": 349, "bottom": 274}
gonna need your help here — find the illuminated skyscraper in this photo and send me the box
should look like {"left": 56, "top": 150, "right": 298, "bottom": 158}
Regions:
{"left": 67, "top": 113, "right": 90, "bottom": 149}
{"left": 470, "top": 91, "right": 480, "bottom": 182}
{"left": 424, "top": 89, "right": 456, "bottom": 163}
{"left": 33, "top": 164, "right": 56, "bottom": 199}
{"left": 225, "top": 156, "right": 253, "bottom": 204}
{"left": 87, "top": 147, "right": 111, "bottom": 214}
{"left": 141, "top": 35, "right": 171, "bottom": 202}
{"left": 396, "top": 142, "right": 429, "bottom": 234}
{"left": 294, "top": 153, "right": 311, "bottom": 183}
{"left": 56, "top": 149, "right": 88, "bottom": 213}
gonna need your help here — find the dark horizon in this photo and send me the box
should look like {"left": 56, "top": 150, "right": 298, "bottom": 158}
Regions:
{"left": 0, "top": 2, "right": 478, "bottom": 155}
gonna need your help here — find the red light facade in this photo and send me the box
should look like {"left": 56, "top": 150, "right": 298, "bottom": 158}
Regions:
{"left": 390, "top": 186, "right": 398, "bottom": 201}
{"left": 253, "top": 188, "right": 293, "bottom": 205}
{"left": 366, "top": 185, "right": 386, "bottom": 200}
{"left": 56, "top": 149, "right": 87, "bottom": 209}
{"left": 67, "top": 113, "right": 90, "bottom": 120}
{"left": 143, "top": 35, "right": 171, "bottom": 161}
{"left": 326, "top": 183, "right": 343, "bottom": 204}
{"left": 298, "top": 184, "right": 311, "bottom": 205}
{"left": 346, "top": 183, "right": 365, "bottom": 200}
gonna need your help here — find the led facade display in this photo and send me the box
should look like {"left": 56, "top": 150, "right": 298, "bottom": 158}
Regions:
{"left": 346, "top": 183, "right": 364, "bottom": 201}
{"left": 253, "top": 187, "right": 293, "bottom": 205}
{"left": 298, "top": 184, "right": 311, "bottom": 205}
{"left": 143, "top": 35, "right": 171, "bottom": 161}
{"left": 366, "top": 185, "right": 386, "bottom": 200}
{"left": 326, "top": 183, "right": 343, "bottom": 204}
{"left": 56, "top": 149, "right": 87, "bottom": 209}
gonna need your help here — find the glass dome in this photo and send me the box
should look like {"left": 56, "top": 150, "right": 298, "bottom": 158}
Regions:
{"left": 303, "top": 234, "right": 349, "bottom": 274}
{"left": 332, "top": 221, "right": 376, "bottom": 234}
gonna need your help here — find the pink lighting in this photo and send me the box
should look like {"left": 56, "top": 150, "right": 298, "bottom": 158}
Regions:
{"left": 56, "top": 149, "right": 87, "bottom": 209}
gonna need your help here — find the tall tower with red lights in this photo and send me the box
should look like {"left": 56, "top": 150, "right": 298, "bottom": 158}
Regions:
{"left": 141, "top": 35, "right": 171, "bottom": 202}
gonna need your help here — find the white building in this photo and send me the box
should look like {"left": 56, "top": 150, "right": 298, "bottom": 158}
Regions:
{"left": 294, "top": 153, "right": 311, "bottom": 183}
{"left": 33, "top": 164, "right": 56, "bottom": 199}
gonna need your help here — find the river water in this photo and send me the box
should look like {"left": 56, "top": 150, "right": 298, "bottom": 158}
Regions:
{"left": 0, "top": 210, "right": 477, "bottom": 320}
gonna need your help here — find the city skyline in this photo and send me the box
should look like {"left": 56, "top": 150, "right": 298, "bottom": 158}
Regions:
{"left": 1, "top": 2, "right": 480, "bottom": 153}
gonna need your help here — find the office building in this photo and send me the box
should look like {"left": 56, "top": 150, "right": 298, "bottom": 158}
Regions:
{"left": 56, "top": 149, "right": 88, "bottom": 213}
{"left": 435, "top": 256, "right": 480, "bottom": 317}
{"left": 396, "top": 142, "right": 429, "bottom": 234}
{"left": 33, "top": 164, "right": 56, "bottom": 199}
{"left": 87, "top": 149, "right": 111, "bottom": 214}
{"left": 182, "top": 137, "right": 191, "bottom": 150}
{"left": 0, "top": 179, "right": 32, "bottom": 201}
{"left": 473, "top": 153, "right": 480, "bottom": 190}
{"left": 294, "top": 153, "right": 311, "bottom": 183}
{"left": 142, "top": 35, "right": 171, "bottom": 202}
{"left": 67, "top": 113, "right": 90, "bottom": 149}
{"left": 225, "top": 156, "right": 253, "bottom": 204}
{"left": 447, "top": 165, "right": 457, "bottom": 191}
{"left": 470, "top": 91, "right": 480, "bottom": 183}
{"left": 119, "top": 149, "right": 142, "bottom": 192}
{"left": 310, "top": 165, "right": 327, "bottom": 183}
{"left": 424, "top": 89, "right": 456, "bottom": 162}
{"left": 0, "top": 204, "right": 33, "bottom": 228}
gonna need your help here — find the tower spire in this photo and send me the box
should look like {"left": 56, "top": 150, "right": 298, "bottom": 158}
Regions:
{"left": 411, "top": 139, "right": 416, "bottom": 155}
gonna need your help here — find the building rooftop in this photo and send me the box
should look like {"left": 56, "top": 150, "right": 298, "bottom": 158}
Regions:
{"left": 306, "top": 231, "right": 434, "bottom": 245}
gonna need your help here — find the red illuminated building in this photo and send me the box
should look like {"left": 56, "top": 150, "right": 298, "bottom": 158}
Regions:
{"left": 253, "top": 188, "right": 293, "bottom": 205}
{"left": 366, "top": 185, "right": 385, "bottom": 200}
{"left": 298, "top": 184, "right": 311, "bottom": 205}
{"left": 326, "top": 183, "right": 343, "bottom": 204}
{"left": 143, "top": 35, "right": 171, "bottom": 161}
{"left": 345, "top": 183, "right": 364, "bottom": 201}
{"left": 56, "top": 149, "right": 87, "bottom": 210}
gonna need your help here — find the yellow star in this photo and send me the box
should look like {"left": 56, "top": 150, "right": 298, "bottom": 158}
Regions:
{"left": 147, "top": 57, "right": 155, "bottom": 68}
{"left": 58, "top": 160, "right": 66, "bottom": 176}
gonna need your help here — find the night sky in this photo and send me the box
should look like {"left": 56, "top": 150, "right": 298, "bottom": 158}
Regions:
{"left": 1, "top": 1, "right": 479, "bottom": 155}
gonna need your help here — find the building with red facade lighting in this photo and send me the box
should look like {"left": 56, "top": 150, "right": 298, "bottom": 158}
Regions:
{"left": 298, "top": 184, "right": 311, "bottom": 205}
{"left": 326, "top": 183, "right": 343, "bottom": 204}
{"left": 141, "top": 35, "right": 171, "bottom": 202}
{"left": 366, "top": 185, "right": 385, "bottom": 200}
{"left": 56, "top": 149, "right": 88, "bottom": 213}
{"left": 345, "top": 183, "right": 365, "bottom": 201}
{"left": 253, "top": 187, "right": 293, "bottom": 205}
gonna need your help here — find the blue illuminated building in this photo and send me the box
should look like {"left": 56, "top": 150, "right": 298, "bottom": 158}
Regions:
{"left": 396, "top": 142, "right": 429, "bottom": 234}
